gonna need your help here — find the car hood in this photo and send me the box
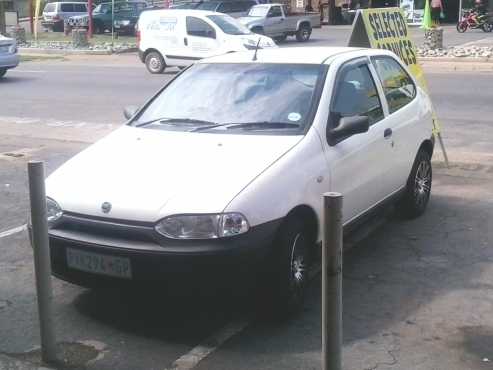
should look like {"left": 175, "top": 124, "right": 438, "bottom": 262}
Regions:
{"left": 46, "top": 126, "right": 302, "bottom": 222}
{"left": 0, "top": 34, "right": 14, "bottom": 45}
{"left": 238, "top": 16, "right": 262, "bottom": 27}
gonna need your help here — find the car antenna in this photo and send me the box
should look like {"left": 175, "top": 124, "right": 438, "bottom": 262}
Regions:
{"left": 252, "top": 38, "right": 261, "bottom": 61}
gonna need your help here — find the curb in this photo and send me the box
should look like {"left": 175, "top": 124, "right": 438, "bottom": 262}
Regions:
{"left": 19, "top": 47, "right": 137, "bottom": 56}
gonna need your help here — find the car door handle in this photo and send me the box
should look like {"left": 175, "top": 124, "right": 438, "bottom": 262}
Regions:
{"left": 184, "top": 37, "right": 188, "bottom": 46}
{"left": 384, "top": 128, "right": 393, "bottom": 138}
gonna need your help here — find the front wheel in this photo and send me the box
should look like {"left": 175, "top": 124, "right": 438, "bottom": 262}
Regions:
{"left": 0, "top": 68, "right": 6, "bottom": 78}
{"left": 145, "top": 51, "right": 165, "bottom": 74}
{"left": 267, "top": 217, "right": 312, "bottom": 317}
{"left": 296, "top": 25, "right": 311, "bottom": 42}
{"left": 482, "top": 22, "right": 493, "bottom": 32}
{"left": 398, "top": 149, "right": 432, "bottom": 218}
{"left": 456, "top": 21, "right": 468, "bottom": 33}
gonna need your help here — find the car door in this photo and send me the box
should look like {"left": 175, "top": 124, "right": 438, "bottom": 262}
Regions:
{"left": 264, "top": 5, "right": 284, "bottom": 35}
{"left": 370, "top": 55, "right": 420, "bottom": 191}
{"left": 182, "top": 16, "right": 221, "bottom": 60}
{"left": 322, "top": 58, "right": 396, "bottom": 224}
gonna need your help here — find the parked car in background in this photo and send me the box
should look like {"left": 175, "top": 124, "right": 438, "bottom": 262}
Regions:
{"left": 43, "top": 47, "right": 434, "bottom": 314}
{"left": 137, "top": 9, "right": 277, "bottom": 73}
{"left": 68, "top": 1, "right": 148, "bottom": 34}
{"left": 239, "top": 3, "right": 320, "bottom": 42}
{"left": 42, "top": 1, "right": 88, "bottom": 32}
{"left": 0, "top": 34, "right": 19, "bottom": 78}
{"left": 170, "top": 1, "right": 203, "bottom": 9}
{"left": 196, "top": 0, "right": 258, "bottom": 18}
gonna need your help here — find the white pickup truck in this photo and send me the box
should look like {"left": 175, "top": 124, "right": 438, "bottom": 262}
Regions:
{"left": 239, "top": 3, "right": 321, "bottom": 42}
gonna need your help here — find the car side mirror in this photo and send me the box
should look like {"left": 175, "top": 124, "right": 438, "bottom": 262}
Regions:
{"left": 123, "top": 105, "right": 139, "bottom": 120}
{"left": 328, "top": 115, "right": 369, "bottom": 145}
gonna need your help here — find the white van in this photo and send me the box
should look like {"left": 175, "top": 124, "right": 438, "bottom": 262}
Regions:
{"left": 137, "top": 9, "right": 277, "bottom": 74}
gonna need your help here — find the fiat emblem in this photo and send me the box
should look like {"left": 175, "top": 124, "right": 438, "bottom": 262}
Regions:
{"left": 101, "top": 202, "right": 112, "bottom": 213}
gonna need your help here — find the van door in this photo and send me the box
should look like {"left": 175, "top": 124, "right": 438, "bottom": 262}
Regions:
{"left": 181, "top": 16, "right": 221, "bottom": 61}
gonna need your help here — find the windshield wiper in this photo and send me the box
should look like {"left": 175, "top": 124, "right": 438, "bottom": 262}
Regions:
{"left": 137, "top": 117, "right": 217, "bottom": 127}
{"left": 191, "top": 121, "right": 301, "bottom": 132}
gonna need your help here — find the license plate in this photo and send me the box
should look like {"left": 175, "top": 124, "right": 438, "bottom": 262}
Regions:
{"left": 66, "top": 248, "right": 132, "bottom": 279}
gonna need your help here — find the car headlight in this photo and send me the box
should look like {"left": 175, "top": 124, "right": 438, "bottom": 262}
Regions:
{"left": 155, "top": 213, "right": 249, "bottom": 239}
{"left": 46, "top": 197, "right": 63, "bottom": 227}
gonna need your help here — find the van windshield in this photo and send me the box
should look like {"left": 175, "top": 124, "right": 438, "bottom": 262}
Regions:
{"left": 207, "top": 15, "right": 251, "bottom": 35}
{"left": 135, "top": 63, "right": 325, "bottom": 135}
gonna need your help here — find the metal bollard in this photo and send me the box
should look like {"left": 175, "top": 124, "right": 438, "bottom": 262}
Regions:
{"left": 322, "top": 192, "right": 343, "bottom": 370}
{"left": 28, "top": 161, "right": 57, "bottom": 364}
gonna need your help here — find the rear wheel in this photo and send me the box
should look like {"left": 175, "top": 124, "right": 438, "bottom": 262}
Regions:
{"left": 0, "top": 68, "right": 6, "bottom": 78}
{"left": 456, "top": 21, "right": 468, "bottom": 33}
{"left": 296, "top": 24, "right": 311, "bottom": 42}
{"left": 398, "top": 148, "right": 432, "bottom": 218}
{"left": 145, "top": 51, "right": 165, "bottom": 74}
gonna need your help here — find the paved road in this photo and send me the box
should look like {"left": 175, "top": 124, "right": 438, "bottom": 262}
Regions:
{"left": 1, "top": 56, "right": 493, "bottom": 370}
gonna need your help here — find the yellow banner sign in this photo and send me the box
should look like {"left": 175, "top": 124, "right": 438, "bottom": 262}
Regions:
{"left": 349, "top": 8, "right": 440, "bottom": 134}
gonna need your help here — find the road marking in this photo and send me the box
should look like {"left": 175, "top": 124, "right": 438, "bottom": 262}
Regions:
{"left": 170, "top": 318, "right": 251, "bottom": 370}
{"left": 0, "top": 225, "right": 27, "bottom": 239}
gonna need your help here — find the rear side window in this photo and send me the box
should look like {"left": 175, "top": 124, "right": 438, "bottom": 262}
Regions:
{"left": 60, "top": 3, "right": 75, "bottom": 12}
{"left": 186, "top": 17, "right": 216, "bottom": 38}
{"left": 372, "top": 56, "right": 416, "bottom": 114}
{"left": 44, "top": 3, "right": 56, "bottom": 12}
{"left": 74, "top": 3, "right": 87, "bottom": 12}
{"left": 331, "top": 63, "right": 384, "bottom": 126}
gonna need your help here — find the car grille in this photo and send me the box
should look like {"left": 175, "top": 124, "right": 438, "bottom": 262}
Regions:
{"left": 54, "top": 212, "right": 157, "bottom": 243}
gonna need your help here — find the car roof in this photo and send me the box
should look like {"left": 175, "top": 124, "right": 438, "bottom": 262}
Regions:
{"left": 142, "top": 8, "right": 222, "bottom": 16}
{"left": 199, "top": 47, "right": 397, "bottom": 65}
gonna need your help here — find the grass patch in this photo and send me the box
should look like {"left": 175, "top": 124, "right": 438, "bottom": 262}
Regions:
{"left": 27, "top": 31, "right": 136, "bottom": 45}
{"left": 20, "top": 54, "right": 67, "bottom": 62}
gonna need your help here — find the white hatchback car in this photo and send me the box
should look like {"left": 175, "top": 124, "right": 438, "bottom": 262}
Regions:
{"left": 45, "top": 47, "right": 434, "bottom": 312}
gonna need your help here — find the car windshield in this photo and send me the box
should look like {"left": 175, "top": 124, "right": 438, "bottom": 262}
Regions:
{"left": 197, "top": 2, "right": 219, "bottom": 10}
{"left": 135, "top": 63, "right": 324, "bottom": 134}
{"left": 248, "top": 5, "right": 269, "bottom": 16}
{"left": 207, "top": 15, "right": 251, "bottom": 35}
{"left": 44, "top": 3, "right": 56, "bottom": 12}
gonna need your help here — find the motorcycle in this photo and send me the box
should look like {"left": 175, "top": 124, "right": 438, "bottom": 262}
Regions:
{"left": 457, "top": 10, "right": 493, "bottom": 32}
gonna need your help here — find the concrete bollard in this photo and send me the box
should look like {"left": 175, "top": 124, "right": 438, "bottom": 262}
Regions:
{"left": 72, "top": 28, "right": 89, "bottom": 48}
{"left": 28, "top": 161, "right": 58, "bottom": 364}
{"left": 322, "top": 192, "right": 343, "bottom": 370}
{"left": 424, "top": 28, "right": 443, "bottom": 50}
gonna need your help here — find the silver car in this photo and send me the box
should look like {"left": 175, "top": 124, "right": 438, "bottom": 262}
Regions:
{"left": 42, "top": 1, "right": 88, "bottom": 32}
{"left": 0, "top": 35, "right": 19, "bottom": 78}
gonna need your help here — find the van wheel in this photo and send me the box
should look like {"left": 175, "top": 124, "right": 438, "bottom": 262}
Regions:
{"left": 0, "top": 68, "right": 6, "bottom": 78}
{"left": 145, "top": 51, "right": 165, "bottom": 74}
{"left": 398, "top": 148, "right": 432, "bottom": 218}
{"left": 268, "top": 217, "right": 311, "bottom": 318}
{"left": 296, "top": 24, "right": 311, "bottom": 42}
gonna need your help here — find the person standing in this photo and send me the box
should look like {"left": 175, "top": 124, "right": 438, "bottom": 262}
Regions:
{"left": 430, "top": 0, "right": 443, "bottom": 25}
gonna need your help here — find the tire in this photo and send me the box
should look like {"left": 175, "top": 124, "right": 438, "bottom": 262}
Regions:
{"left": 268, "top": 217, "right": 312, "bottom": 317}
{"left": 456, "top": 21, "right": 468, "bottom": 33}
{"left": 482, "top": 22, "right": 493, "bottom": 32}
{"left": 145, "top": 51, "right": 165, "bottom": 74}
{"left": 398, "top": 149, "right": 432, "bottom": 218}
{"left": 0, "top": 68, "right": 6, "bottom": 78}
{"left": 251, "top": 26, "right": 264, "bottom": 35}
{"left": 274, "top": 34, "right": 287, "bottom": 43}
{"left": 296, "top": 24, "right": 311, "bottom": 42}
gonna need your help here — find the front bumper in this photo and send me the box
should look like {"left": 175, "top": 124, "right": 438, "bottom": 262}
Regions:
{"left": 47, "top": 213, "right": 281, "bottom": 290}
{"left": 0, "top": 53, "right": 20, "bottom": 69}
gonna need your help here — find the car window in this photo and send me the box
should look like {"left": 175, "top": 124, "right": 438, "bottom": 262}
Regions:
{"left": 186, "top": 17, "right": 216, "bottom": 38}
{"left": 268, "top": 5, "right": 282, "bottom": 17}
{"left": 74, "top": 3, "right": 87, "bottom": 12}
{"left": 207, "top": 15, "right": 251, "bottom": 35}
{"left": 44, "top": 3, "right": 56, "bottom": 12}
{"left": 372, "top": 56, "right": 416, "bottom": 114}
{"left": 331, "top": 63, "right": 384, "bottom": 126}
{"left": 217, "top": 2, "right": 234, "bottom": 12}
{"left": 60, "top": 3, "right": 75, "bottom": 12}
{"left": 248, "top": 5, "right": 269, "bottom": 16}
